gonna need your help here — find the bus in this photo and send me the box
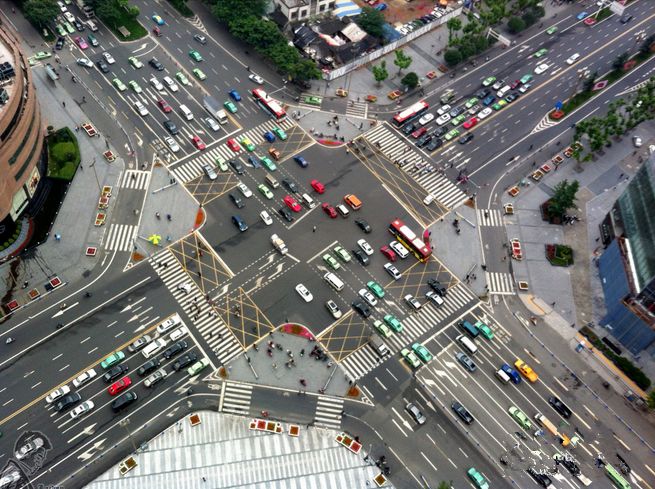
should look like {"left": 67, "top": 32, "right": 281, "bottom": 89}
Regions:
{"left": 534, "top": 413, "right": 570, "bottom": 446}
{"left": 251, "top": 88, "right": 286, "bottom": 120}
{"left": 392, "top": 100, "right": 429, "bottom": 126}
{"left": 388, "top": 219, "right": 432, "bottom": 262}
{"left": 605, "top": 464, "right": 631, "bottom": 489}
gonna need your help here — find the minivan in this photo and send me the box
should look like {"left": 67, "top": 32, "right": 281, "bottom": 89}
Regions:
{"left": 369, "top": 336, "right": 390, "bottom": 357}
{"left": 456, "top": 334, "right": 478, "bottom": 354}
{"left": 142, "top": 338, "right": 167, "bottom": 359}
{"left": 86, "top": 20, "right": 98, "bottom": 31}
{"left": 265, "top": 173, "right": 279, "bottom": 189}
{"left": 495, "top": 368, "right": 511, "bottom": 384}
{"left": 459, "top": 320, "right": 480, "bottom": 338}
{"left": 301, "top": 193, "right": 316, "bottom": 209}
{"left": 179, "top": 104, "right": 193, "bottom": 121}
{"left": 324, "top": 272, "right": 345, "bottom": 291}
{"left": 344, "top": 194, "right": 362, "bottom": 210}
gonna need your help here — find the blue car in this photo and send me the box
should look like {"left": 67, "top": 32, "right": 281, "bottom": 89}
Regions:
{"left": 375, "top": 3, "right": 387, "bottom": 10}
{"left": 482, "top": 95, "right": 495, "bottom": 106}
{"left": 229, "top": 89, "right": 241, "bottom": 102}
{"left": 152, "top": 14, "right": 165, "bottom": 25}
{"left": 501, "top": 363, "right": 521, "bottom": 384}
{"left": 263, "top": 131, "right": 275, "bottom": 143}
{"left": 248, "top": 155, "right": 261, "bottom": 168}
{"left": 294, "top": 155, "right": 308, "bottom": 168}
{"left": 576, "top": 11, "right": 588, "bottom": 20}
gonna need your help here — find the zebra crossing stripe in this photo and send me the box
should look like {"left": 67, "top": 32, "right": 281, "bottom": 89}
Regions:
{"left": 476, "top": 208, "right": 504, "bottom": 227}
{"left": 346, "top": 101, "right": 368, "bottom": 118}
{"left": 120, "top": 170, "right": 150, "bottom": 190}
{"left": 221, "top": 382, "right": 253, "bottom": 414}
{"left": 340, "top": 344, "right": 385, "bottom": 381}
{"left": 486, "top": 272, "right": 515, "bottom": 295}
{"left": 104, "top": 224, "right": 138, "bottom": 251}
{"left": 314, "top": 396, "right": 344, "bottom": 429}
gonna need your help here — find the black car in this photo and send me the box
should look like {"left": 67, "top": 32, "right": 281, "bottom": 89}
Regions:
{"left": 548, "top": 396, "right": 572, "bottom": 418}
{"left": 355, "top": 218, "right": 371, "bottom": 233}
{"left": 162, "top": 340, "right": 188, "bottom": 359}
{"left": 526, "top": 467, "right": 552, "bottom": 488}
{"left": 229, "top": 160, "right": 244, "bottom": 175}
{"left": 352, "top": 249, "right": 369, "bottom": 266}
{"left": 416, "top": 134, "right": 432, "bottom": 147}
{"left": 138, "top": 359, "right": 160, "bottom": 376}
{"left": 427, "top": 278, "right": 447, "bottom": 296}
{"left": 111, "top": 392, "right": 138, "bottom": 412}
{"left": 505, "top": 93, "right": 519, "bottom": 103}
{"left": 426, "top": 138, "right": 443, "bottom": 151}
{"left": 451, "top": 400, "right": 474, "bottom": 424}
{"left": 229, "top": 193, "right": 244, "bottom": 209}
{"left": 476, "top": 88, "right": 490, "bottom": 99}
{"left": 173, "top": 352, "right": 198, "bottom": 371}
{"left": 103, "top": 364, "right": 128, "bottom": 383}
{"left": 163, "top": 120, "right": 179, "bottom": 135}
{"left": 278, "top": 207, "right": 294, "bottom": 222}
{"left": 449, "top": 106, "right": 464, "bottom": 118}
{"left": 620, "top": 13, "right": 632, "bottom": 24}
{"left": 55, "top": 393, "right": 82, "bottom": 412}
{"left": 554, "top": 455, "right": 580, "bottom": 475}
{"left": 352, "top": 300, "right": 372, "bottom": 318}
{"left": 96, "top": 60, "right": 110, "bottom": 73}
{"left": 402, "top": 123, "right": 416, "bottom": 135}
{"left": 73, "top": 19, "right": 85, "bottom": 31}
{"left": 459, "top": 133, "right": 474, "bottom": 145}
{"left": 149, "top": 57, "right": 164, "bottom": 71}
{"left": 232, "top": 215, "right": 248, "bottom": 232}
{"left": 282, "top": 178, "right": 298, "bottom": 193}
{"left": 432, "top": 126, "right": 448, "bottom": 137}
{"left": 55, "top": 36, "right": 65, "bottom": 50}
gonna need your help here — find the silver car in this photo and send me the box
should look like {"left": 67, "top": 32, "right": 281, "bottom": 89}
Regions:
{"left": 144, "top": 368, "right": 167, "bottom": 388}
{"left": 128, "top": 334, "right": 152, "bottom": 353}
{"left": 203, "top": 163, "right": 217, "bottom": 180}
{"left": 204, "top": 117, "right": 220, "bottom": 132}
{"left": 15, "top": 438, "right": 44, "bottom": 460}
{"left": 406, "top": 403, "right": 426, "bottom": 425}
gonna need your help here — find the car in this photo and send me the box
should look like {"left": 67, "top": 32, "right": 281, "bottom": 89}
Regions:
{"left": 481, "top": 95, "right": 495, "bottom": 107}
{"left": 229, "top": 193, "right": 244, "bottom": 209}
{"left": 108, "top": 376, "right": 131, "bottom": 396}
{"left": 101, "top": 351, "right": 125, "bottom": 369}
{"left": 204, "top": 117, "right": 220, "bottom": 132}
{"left": 467, "top": 104, "right": 481, "bottom": 115}
{"left": 73, "top": 368, "right": 97, "bottom": 388}
{"left": 191, "top": 135, "right": 206, "bottom": 150}
{"left": 505, "top": 93, "right": 518, "bottom": 103}
{"left": 293, "top": 155, "right": 308, "bottom": 168}
{"left": 149, "top": 77, "right": 164, "bottom": 91}
{"left": 509, "top": 406, "right": 531, "bottom": 429}
{"left": 467, "top": 467, "right": 489, "bottom": 489}
{"left": 149, "top": 58, "right": 164, "bottom": 72}
{"left": 74, "top": 36, "right": 88, "bottom": 49}
{"left": 15, "top": 437, "right": 45, "bottom": 460}
{"left": 161, "top": 76, "right": 179, "bottom": 93}
{"left": 333, "top": 245, "right": 351, "bottom": 262}
{"left": 451, "top": 114, "right": 467, "bottom": 127}
{"left": 55, "top": 35, "right": 66, "bottom": 50}
{"left": 268, "top": 147, "right": 281, "bottom": 160}
{"left": 482, "top": 76, "right": 496, "bottom": 87}
{"left": 185, "top": 358, "right": 209, "bottom": 377}
{"left": 436, "top": 113, "right": 451, "bottom": 125}
{"left": 295, "top": 283, "right": 313, "bottom": 302}
{"left": 353, "top": 249, "right": 369, "bottom": 266}
{"left": 238, "top": 137, "right": 256, "bottom": 152}
{"left": 189, "top": 49, "right": 203, "bottom": 62}
{"left": 406, "top": 403, "right": 426, "bottom": 425}
{"left": 152, "top": 13, "right": 165, "bottom": 25}
{"left": 128, "top": 80, "right": 143, "bottom": 93}
{"left": 280, "top": 179, "right": 298, "bottom": 194}
{"left": 620, "top": 13, "right": 633, "bottom": 24}
{"left": 283, "top": 195, "right": 302, "bottom": 212}
{"left": 87, "top": 33, "right": 98, "bottom": 47}
{"left": 310, "top": 179, "right": 325, "bottom": 194}
{"left": 554, "top": 454, "right": 580, "bottom": 475}
{"left": 325, "top": 300, "right": 342, "bottom": 320}
{"left": 449, "top": 106, "right": 464, "bottom": 118}
{"left": 278, "top": 207, "right": 294, "bottom": 222}
{"left": 111, "top": 392, "right": 137, "bottom": 412}
{"left": 633, "top": 135, "right": 642, "bottom": 147}
{"left": 444, "top": 129, "right": 461, "bottom": 141}
{"left": 263, "top": 131, "right": 276, "bottom": 143}
{"left": 103, "top": 363, "right": 128, "bottom": 382}
{"left": 162, "top": 340, "right": 188, "bottom": 359}
{"left": 228, "top": 89, "right": 241, "bottom": 102}
{"left": 535, "top": 63, "right": 549, "bottom": 75}
{"left": 128, "top": 56, "right": 143, "bottom": 69}
{"left": 456, "top": 351, "right": 477, "bottom": 372}
{"left": 75, "top": 57, "right": 94, "bottom": 68}
{"left": 380, "top": 245, "right": 397, "bottom": 262}
{"left": 358, "top": 289, "right": 378, "bottom": 307}
{"left": 173, "top": 352, "right": 198, "bottom": 371}
{"left": 138, "top": 359, "right": 161, "bottom": 376}
{"left": 226, "top": 138, "right": 241, "bottom": 152}
{"left": 249, "top": 73, "right": 264, "bottom": 84}
{"left": 526, "top": 467, "right": 552, "bottom": 487}
{"left": 352, "top": 300, "right": 372, "bottom": 318}
{"left": 0, "top": 469, "right": 20, "bottom": 487}
{"left": 236, "top": 182, "right": 252, "bottom": 198}
{"left": 416, "top": 134, "right": 432, "bottom": 148}
{"left": 459, "top": 133, "right": 474, "bottom": 145}
{"left": 427, "top": 278, "right": 447, "bottom": 296}
{"left": 475, "top": 320, "right": 494, "bottom": 339}
{"left": 258, "top": 184, "right": 273, "bottom": 200}
{"left": 576, "top": 11, "right": 588, "bottom": 20}
{"left": 202, "top": 163, "right": 217, "bottom": 181}
{"left": 519, "top": 83, "right": 532, "bottom": 94}
{"left": 533, "top": 48, "right": 548, "bottom": 59}
{"left": 389, "top": 241, "right": 409, "bottom": 259}
{"left": 492, "top": 100, "right": 508, "bottom": 111}
{"left": 548, "top": 396, "right": 572, "bottom": 418}
{"left": 546, "top": 25, "right": 558, "bottom": 35}
{"left": 403, "top": 123, "right": 417, "bottom": 135}
{"left": 418, "top": 113, "right": 434, "bottom": 125}
{"left": 128, "top": 334, "right": 152, "bottom": 353}
{"left": 426, "top": 138, "right": 443, "bottom": 151}
{"left": 464, "top": 97, "right": 478, "bottom": 109}
{"left": 352, "top": 239, "right": 373, "bottom": 256}
{"left": 383, "top": 314, "right": 403, "bottom": 332}
{"left": 46, "top": 385, "right": 71, "bottom": 404}
{"left": 272, "top": 126, "right": 287, "bottom": 140}
{"left": 259, "top": 210, "right": 273, "bottom": 226}
{"left": 401, "top": 348, "right": 421, "bottom": 369}
{"left": 163, "top": 120, "right": 179, "bottom": 136}
{"left": 412, "top": 343, "right": 432, "bottom": 362}
{"left": 229, "top": 160, "right": 244, "bottom": 174}
{"left": 451, "top": 401, "right": 474, "bottom": 424}
{"left": 176, "top": 71, "right": 190, "bottom": 85}
{"left": 102, "top": 51, "right": 115, "bottom": 64}
{"left": 192, "top": 68, "right": 207, "bottom": 80}
{"left": 70, "top": 400, "right": 94, "bottom": 419}
{"left": 193, "top": 33, "right": 207, "bottom": 44}
{"left": 508, "top": 80, "right": 521, "bottom": 91}
{"left": 404, "top": 294, "right": 422, "bottom": 310}
{"left": 112, "top": 78, "right": 127, "bottom": 91}
{"left": 475, "top": 88, "right": 490, "bottom": 99}
{"left": 373, "top": 319, "right": 392, "bottom": 338}
{"left": 384, "top": 262, "right": 402, "bottom": 280}
{"left": 514, "top": 359, "right": 538, "bottom": 382}
{"left": 143, "top": 368, "right": 168, "bottom": 388}
{"left": 462, "top": 117, "right": 478, "bottom": 129}
{"left": 323, "top": 254, "right": 341, "bottom": 270}
{"left": 411, "top": 127, "right": 427, "bottom": 139}
{"left": 134, "top": 101, "right": 149, "bottom": 117}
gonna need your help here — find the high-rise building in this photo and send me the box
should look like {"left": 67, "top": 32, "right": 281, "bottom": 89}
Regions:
{"left": 0, "top": 17, "right": 44, "bottom": 223}
{"left": 598, "top": 154, "right": 655, "bottom": 356}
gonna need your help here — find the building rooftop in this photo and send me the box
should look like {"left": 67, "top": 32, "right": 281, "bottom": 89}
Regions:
{"left": 0, "top": 27, "right": 17, "bottom": 118}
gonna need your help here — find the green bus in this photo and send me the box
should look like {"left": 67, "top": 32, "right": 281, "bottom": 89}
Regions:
{"left": 605, "top": 464, "right": 631, "bottom": 489}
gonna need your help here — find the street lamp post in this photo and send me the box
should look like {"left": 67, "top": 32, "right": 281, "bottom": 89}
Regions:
{"left": 120, "top": 418, "right": 138, "bottom": 452}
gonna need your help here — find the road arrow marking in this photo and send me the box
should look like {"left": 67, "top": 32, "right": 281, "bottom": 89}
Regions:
{"left": 68, "top": 423, "right": 97, "bottom": 444}
{"left": 77, "top": 438, "right": 106, "bottom": 461}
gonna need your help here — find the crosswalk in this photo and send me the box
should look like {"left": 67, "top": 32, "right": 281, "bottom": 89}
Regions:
{"left": 476, "top": 208, "right": 504, "bottom": 227}
{"left": 170, "top": 118, "right": 296, "bottom": 183}
{"left": 149, "top": 250, "right": 242, "bottom": 364}
{"left": 119, "top": 170, "right": 150, "bottom": 190}
{"left": 220, "top": 381, "right": 253, "bottom": 415}
{"left": 365, "top": 124, "right": 468, "bottom": 210}
{"left": 346, "top": 101, "right": 368, "bottom": 118}
{"left": 104, "top": 224, "right": 138, "bottom": 252}
{"left": 486, "top": 272, "right": 515, "bottom": 295}
{"left": 340, "top": 344, "right": 386, "bottom": 381}
{"left": 314, "top": 396, "right": 344, "bottom": 430}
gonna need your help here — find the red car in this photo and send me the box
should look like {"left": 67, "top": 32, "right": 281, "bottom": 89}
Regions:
{"left": 192, "top": 135, "right": 206, "bottom": 150}
{"left": 322, "top": 203, "right": 337, "bottom": 218}
{"left": 227, "top": 138, "right": 241, "bottom": 152}
{"left": 380, "top": 245, "right": 397, "bottom": 262}
{"left": 157, "top": 99, "right": 172, "bottom": 113}
{"left": 74, "top": 36, "right": 89, "bottom": 50}
{"left": 462, "top": 117, "right": 478, "bottom": 130}
{"left": 411, "top": 127, "right": 427, "bottom": 139}
{"left": 311, "top": 179, "right": 325, "bottom": 194}
{"left": 284, "top": 195, "right": 302, "bottom": 212}
{"left": 509, "top": 80, "right": 521, "bottom": 89}
{"left": 108, "top": 376, "right": 132, "bottom": 396}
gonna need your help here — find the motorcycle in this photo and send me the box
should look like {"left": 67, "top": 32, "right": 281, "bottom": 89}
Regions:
{"left": 5, "top": 337, "right": 14, "bottom": 345}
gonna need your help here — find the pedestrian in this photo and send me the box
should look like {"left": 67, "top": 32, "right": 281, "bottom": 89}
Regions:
{"left": 312, "top": 225, "right": 317, "bottom": 233}
{"left": 74, "top": 125, "right": 79, "bottom": 132}
{"left": 551, "top": 301, "right": 556, "bottom": 306}
{"left": 79, "top": 163, "right": 83, "bottom": 170}
{"left": 62, "top": 101, "right": 66, "bottom": 107}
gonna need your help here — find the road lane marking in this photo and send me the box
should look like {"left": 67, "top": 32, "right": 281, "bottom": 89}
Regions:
{"left": 375, "top": 377, "right": 387, "bottom": 391}
{"left": 391, "top": 418, "right": 408, "bottom": 437}
{"left": 31, "top": 382, "right": 41, "bottom": 390}
{"left": 80, "top": 337, "right": 91, "bottom": 344}
{"left": 52, "top": 354, "right": 63, "bottom": 361}
{"left": 421, "top": 451, "right": 439, "bottom": 472}
{"left": 554, "top": 377, "right": 569, "bottom": 392}
{"left": 613, "top": 433, "right": 631, "bottom": 451}
{"left": 59, "top": 364, "right": 69, "bottom": 372}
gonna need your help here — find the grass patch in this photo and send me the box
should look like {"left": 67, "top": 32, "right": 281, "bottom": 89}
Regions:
{"left": 101, "top": 14, "right": 148, "bottom": 42}
{"left": 47, "top": 127, "right": 81, "bottom": 180}
{"left": 545, "top": 244, "right": 573, "bottom": 266}
{"left": 165, "top": 0, "right": 193, "bottom": 17}
{"left": 595, "top": 7, "right": 612, "bottom": 22}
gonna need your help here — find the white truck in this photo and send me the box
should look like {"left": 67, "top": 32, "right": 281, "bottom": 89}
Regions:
{"left": 271, "top": 234, "right": 288, "bottom": 255}
{"left": 203, "top": 96, "right": 228, "bottom": 125}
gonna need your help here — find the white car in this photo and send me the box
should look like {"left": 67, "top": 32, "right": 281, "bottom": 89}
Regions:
{"left": 633, "top": 136, "right": 642, "bottom": 147}
{"left": 73, "top": 368, "right": 97, "bottom": 388}
{"left": 496, "top": 85, "right": 510, "bottom": 98}
{"left": 63, "top": 11, "right": 75, "bottom": 23}
{"left": 237, "top": 182, "right": 252, "bottom": 198}
{"left": 418, "top": 113, "right": 434, "bottom": 125}
{"left": 260, "top": 210, "right": 273, "bottom": 225}
{"left": 477, "top": 107, "right": 493, "bottom": 120}
{"left": 534, "top": 63, "right": 549, "bottom": 75}
{"left": 295, "top": 283, "right": 313, "bottom": 302}
{"left": 248, "top": 73, "right": 264, "bottom": 85}
{"left": 164, "top": 136, "right": 180, "bottom": 153}
{"left": 326, "top": 300, "right": 342, "bottom": 319}
{"left": 204, "top": 117, "right": 220, "bottom": 132}
{"left": 169, "top": 326, "right": 188, "bottom": 341}
{"left": 70, "top": 400, "right": 94, "bottom": 419}
{"left": 0, "top": 470, "right": 20, "bottom": 487}
{"left": 492, "top": 80, "right": 504, "bottom": 90}
{"left": 357, "top": 239, "right": 374, "bottom": 256}
{"left": 384, "top": 262, "right": 402, "bottom": 280}
{"left": 566, "top": 53, "right": 580, "bottom": 65}
{"left": 150, "top": 77, "right": 164, "bottom": 91}
{"left": 46, "top": 385, "right": 71, "bottom": 404}
{"left": 436, "top": 113, "right": 451, "bottom": 125}
{"left": 404, "top": 294, "right": 422, "bottom": 310}
{"left": 519, "top": 83, "right": 531, "bottom": 94}
{"left": 389, "top": 241, "right": 409, "bottom": 259}
{"left": 358, "top": 288, "right": 378, "bottom": 307}
{"left": 76, "top": 58, "right": 93, "bottom": 68}
{"left": 163, "top": 76, "right": 179, "bottom": 92}
{"left": 437, "top": 104, "right": 451, "bottom": 116}
{"left": 134, "top": 101, "right": 149, "bottom": 116}
{"left": 203, "top": 163, "right": 218, "bottom": 180}
{"left": 15, "top": 438, "right": 44, "bottom": 460}
{"left": 57, "top": 1, "right": 67, "bottom": 12}
{"left": 102, "top": 52, "right": 115, "bottom": 64}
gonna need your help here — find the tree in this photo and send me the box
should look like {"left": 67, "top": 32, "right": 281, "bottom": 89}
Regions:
{"left": 290, "top": 59, "right": 321, "bottom": 81}
{"left": 582, "top": 70, "right": 598, "bottom": 92}
{"left": 648, "top": 390, "right": 655, "bottom": 410}
{"left": 23, "top": 0, "right": 60, "bottom": 28}
{"left": 444, "top": 48, "right": 463, "bottom": 66}
{"left": 95, "top": 1, "right": 122, "bottom": 28}
{"left": 507, "top": 16, "right": 525, "bottom": 33}
{"left": 372, "top": 61, "right": 388, "bottom": 86}
{"left": 446, "top": 18, "right": 462, "bottom": 41}
{"left": 212, "top": 0, "right": 266, "bottom": 23}
{"left": 521, "top": 10, "right": 537, "bottom": 26}
{"left": 393, "top": 50, "right": 412, "bottom": 74}
{"left": 640, "top": 34, "right": 655, "bottom": 55}
{"left": 548, "top": 179, "right": 580, "bottom": 218}
{"left": 357, "top": 6, "right": 385, "bottom": 38}
{"left": 613, "top": 51, "right": 629, "bottom": 70}
{"left": 401, "top": 72, "right": 419, "bottom": 89}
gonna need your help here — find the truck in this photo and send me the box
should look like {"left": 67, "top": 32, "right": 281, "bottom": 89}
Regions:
{"left": 75, "top": 0, "right": 94, "bottom": 17}
{"left": 440, "top": 88, "right": 455, "bottom": 104}
{"left": 203, "top": 96, "right": 228, "bottom": 125}
{"left": 271, "top": 234, "right": 288, "bottom": 255}
{"left": 44, "top": 63, "right": 60, "bottom": 82}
